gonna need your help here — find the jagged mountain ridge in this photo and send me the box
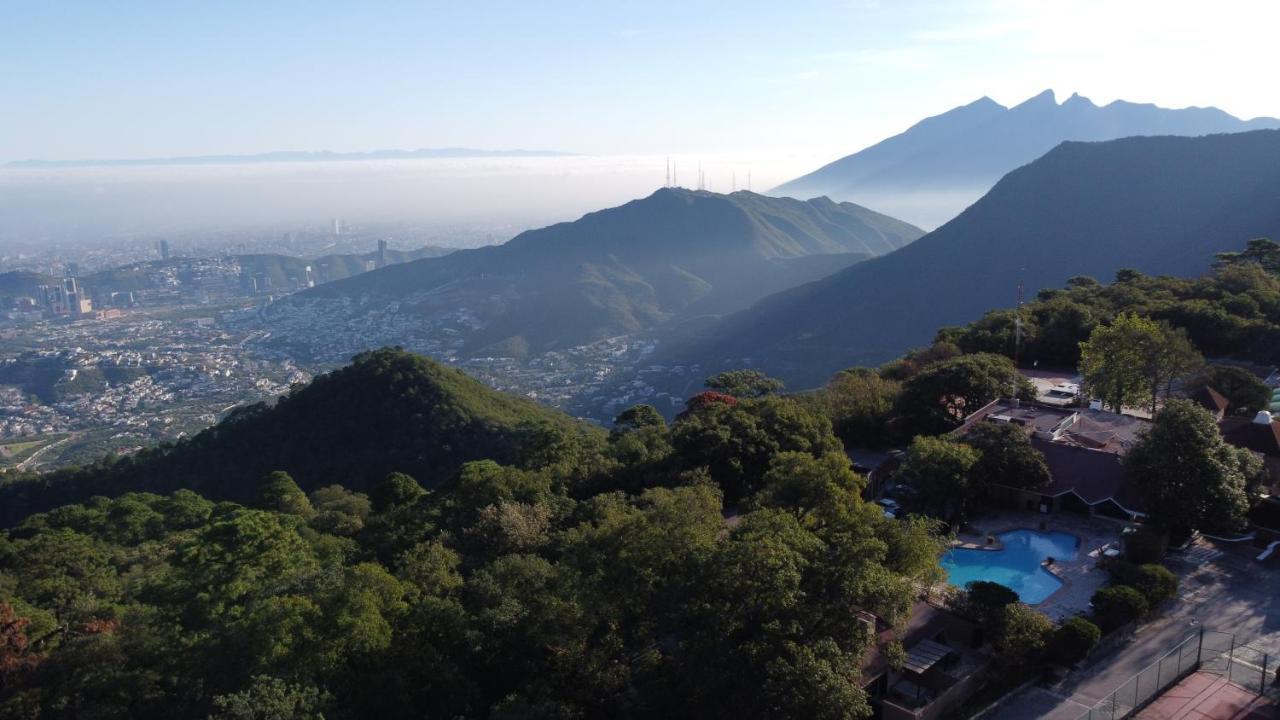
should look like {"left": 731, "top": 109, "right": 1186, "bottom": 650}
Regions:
{"left": 773, "top": 90, "right": 1280, "bottom": 228}
{"left": 665, "top": 129, "right": 1280, "bottom": 390}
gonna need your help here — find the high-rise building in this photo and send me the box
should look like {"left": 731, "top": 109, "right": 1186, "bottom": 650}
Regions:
{"left": 157, "top": 239, "right": 171, "bottom": 260}
{"left": 377, "top": 239, "right": 388, "bottom": 268}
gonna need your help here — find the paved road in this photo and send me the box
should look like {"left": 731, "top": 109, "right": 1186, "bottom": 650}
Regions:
{"left": 988, "top": 543, "right": 1280, "bottom": 719}
{"left": 16, "top": 434, "right": 75, "bottom": 471}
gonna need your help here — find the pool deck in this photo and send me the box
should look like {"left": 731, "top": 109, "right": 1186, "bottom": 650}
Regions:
{"left": 950, "top": 510, "right": 1133, "bottom": 621}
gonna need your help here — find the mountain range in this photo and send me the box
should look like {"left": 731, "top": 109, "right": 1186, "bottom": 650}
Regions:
{"left": 263, "top": 188, "right": 923, "bottom": 360}
{"left": 773, "top": 90, "right": 1280, "bottom": 228}
{"left": 658, "top": 129, "right": 1280, "bottom": 392}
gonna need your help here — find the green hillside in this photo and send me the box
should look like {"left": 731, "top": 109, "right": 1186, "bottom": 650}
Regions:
{"left": 271, "top": 189, "right": 923, "bottom": 356}
{"left": 0, "top": 387, "right": 940, "bottom": 719}
{"left": 0, "top": 348, "right": 599, "bottom": 524}
{"left": 673, "top": 130, "right": 1280, "bottom": 389}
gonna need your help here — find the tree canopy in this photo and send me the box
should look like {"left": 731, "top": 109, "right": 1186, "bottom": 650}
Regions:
{"left": 0, "top": 354, "right": 946, "bottom": 720}
{"left": 1125, "top": 399, "right": 1254, "bottom": 534}
{"left": 704, "top": 369, "right": 785, "bottom": 399}
{"left": 1079, "top": 313, "right": 1201, "bottom": 413}
{"left": 1183, "top": 364, "right": 1271, "bottom": 416}
{"left": 895, "top": 353, "right": 1033, "bottom": 435}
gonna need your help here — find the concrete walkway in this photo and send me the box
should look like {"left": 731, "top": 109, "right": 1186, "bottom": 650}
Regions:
{"left": 1136, "top": 672, "right": 1277, "bottom": 719}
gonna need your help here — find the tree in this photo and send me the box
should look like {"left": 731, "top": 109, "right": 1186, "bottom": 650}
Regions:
{"left": 671, "top": 396, "right": 842, "bottom": 503}
{"left": 896, "top": 353, "right": 1033, "bottom": 434}
{"left": 1124, "top": 400, "right": 1252, "bottom": 534}
{"left": 0, "top": 602, "right": 41, "bottom": 681}
{"left": 962, "top": 421, "right": 1051, "bottom": 490}
{"left": 1214, "top": 237, "right": 1280, "bottom": 274}
{"left": 210, "top": 675, "right": 330, "bottom": 720}
{"left": 1184, "top": 364, "right": 1271, "bottom": 416}
{"left": 753, "top": 451, "right": 864, "bottom": 527}
{"left": 370, "top": 472, "right": 426, "bottom": 513}
{"left": 953, "top": 580, "right": 1019, "bottom": 627}
{"left": 894, "top": 436, "right": 981, "bottom": 524}
{"left": 309, "top": 485, "right": 372, "bottom": 536}
{"left": 994, "top": 604, "right": 1054, "bottom": 668}
{"left": 1079, "top": 314, "right": 1161, "bottom": 412}
{"left": 1144, "top": 323, "right": 1203, "bottom": 414}
{"left": 704, "top": 370, "right": 784, "bottom": 399}
{"left": 1047, "top": 617, "right": 1101, "bottom": 666}
{"left": 878, "top": 342, "right": 962, "bottom": 382}
{"left": 817, "top": 368, "right": 902, "bottom": 448}
{"left": 1091, "top": 585, "right": 1149, "bottom": 631}
{"left": 1078, "top": 314, "right": 1202, "bottom": 414}
{"left": 1111, "top": 563, "right": 1178, "bottom": 607}
{"left": 610, "top": 404, "right": 666, "bottom": 436}
{"left": 256, "top": 471, "right": 314, "bottom": 518}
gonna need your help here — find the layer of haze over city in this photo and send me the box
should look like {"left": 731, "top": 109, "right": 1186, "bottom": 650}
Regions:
{"left": 3, "top": 0, "right": 1277, "bottom": 242}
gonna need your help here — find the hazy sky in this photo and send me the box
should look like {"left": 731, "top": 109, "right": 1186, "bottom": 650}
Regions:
{"left": 4, "top": 0, "right": 1279, "bottom": 165}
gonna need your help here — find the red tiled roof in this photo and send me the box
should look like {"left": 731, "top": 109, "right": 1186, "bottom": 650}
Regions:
{"left": 1191, "top": 386, "right": 1230, "bottom": 415}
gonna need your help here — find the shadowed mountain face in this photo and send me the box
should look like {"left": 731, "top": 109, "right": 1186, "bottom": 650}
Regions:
{"left": 773, "top": 91, "right": 1280, "bottom": 229}
{"left": 263, "top": 188, "right": 923, "bottom": 360}
{"left": 669, "top": 130, "right": 1280, "bottom": 390}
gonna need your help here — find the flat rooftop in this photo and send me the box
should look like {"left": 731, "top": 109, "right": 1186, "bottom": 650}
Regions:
{"left": 956, "top": 400, "right": 1149, "bottom": 455}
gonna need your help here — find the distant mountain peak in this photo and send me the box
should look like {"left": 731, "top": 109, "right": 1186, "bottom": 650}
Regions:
{"left": 1011, "top": 88, "right": 1058, "bottom": 110}
{"left": 1063, "top": 92, "right": 1096, "bottom": 108}
{"left": 682, "top": 129, "right": 1280, "bottom": 390}
{"left": 771, "top": 90, "right": 1280, "bottom": 229}
{"left": 970, "top": 96, "right": 1007, "bottom": 110}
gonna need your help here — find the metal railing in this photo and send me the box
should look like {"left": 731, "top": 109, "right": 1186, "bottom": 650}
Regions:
{"left": 1074, "top": 630, "right": 1204, "bottom": 719}
{"left": 1199, "top": 630, "right": 1276, "bottom": 698}
{"left": 1073, "top": 628, "right": 1280, "bottom": 719}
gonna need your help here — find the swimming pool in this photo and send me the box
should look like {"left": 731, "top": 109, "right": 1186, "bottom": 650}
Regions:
{"left": 941, "top": 529, "right": 1080, "bottom": 604}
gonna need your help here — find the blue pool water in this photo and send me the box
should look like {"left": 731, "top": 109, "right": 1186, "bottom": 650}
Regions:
{"left": 942, "top": 529, "right": 1080, "bottom": 604}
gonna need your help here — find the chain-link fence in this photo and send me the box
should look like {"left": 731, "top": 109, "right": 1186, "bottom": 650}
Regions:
{"left": 1074, "top": 631, "right": 1203, "bottom": 719}
{"left": 1073, "top": 629, "right": 1280, "bottom": 719}
{"left": 1198, "top": 630, "right": 1276, "bottom": 697}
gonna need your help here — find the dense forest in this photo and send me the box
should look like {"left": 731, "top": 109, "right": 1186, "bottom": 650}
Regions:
{"left": 0, "top": 361, "right": 944, "bottom": 719}
{"left": 940, "top": 239, "right": 1280, "bottom": 368}
{"left": 5, "top": 242, "right": 1280, "bottom": 718}
{"left": 801, "top": 240, "right": 1280, "bottom": 451}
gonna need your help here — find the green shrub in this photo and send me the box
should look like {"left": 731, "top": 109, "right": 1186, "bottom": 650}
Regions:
{"left": 1047, "top": 617, "right": 1102, "bottom": 666}
{"left": 1092, "top": 585, "right": 1149, "bottom": 631}
{"left": 1112, "top": 563, "right": 1178, "bottom": 606}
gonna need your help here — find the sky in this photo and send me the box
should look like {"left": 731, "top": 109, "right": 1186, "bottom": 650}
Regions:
{"left": 4, "top": 0, "right": 1280, "bottom": 165}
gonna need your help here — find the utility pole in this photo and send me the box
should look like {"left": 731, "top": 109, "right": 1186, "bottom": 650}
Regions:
{"left": 1014, "top": 279, "right": 1025, "bottom": 367}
